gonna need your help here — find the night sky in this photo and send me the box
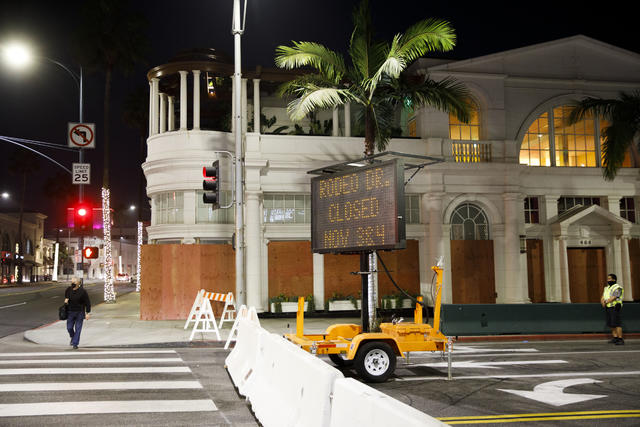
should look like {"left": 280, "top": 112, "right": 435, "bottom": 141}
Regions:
{"left": 1, "top": 0, "right": 638, "bottom": 234}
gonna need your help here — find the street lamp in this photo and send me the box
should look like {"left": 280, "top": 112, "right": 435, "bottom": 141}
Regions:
{"left": 1, "top": 192, "right": 9, "bottom": 199}
{"left": 2, "top": 40, "right": 87, "bottom": 282}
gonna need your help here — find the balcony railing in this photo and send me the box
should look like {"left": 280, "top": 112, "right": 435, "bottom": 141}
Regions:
{"left": 452, "top": 141, "right": 492, "bottom": 163}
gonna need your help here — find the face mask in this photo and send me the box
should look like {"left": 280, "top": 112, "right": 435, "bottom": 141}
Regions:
{"left": 607, "top": 280, "right": 615, "bottom": 285}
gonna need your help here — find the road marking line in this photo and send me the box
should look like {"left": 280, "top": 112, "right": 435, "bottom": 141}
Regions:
{"left": 405, "top": 349, "right": 640, "bottom": 360}
{"left": 0, "top": 399, "right": 218, "bottom": 417}
{"left": 0, "top": 350, "right": 177, "bottom": 357}
{"left": 440, "top": 410, "right": 640, "bottom": 424}
{"left": 0, "top": 366, "right": 191, "bottom": 375}
{"left": 414, "top": 360, "right": 567, "bottom": 369}
{"left": 0, "top": 358, "right": 183, "bottom": 365}
{"left": 394, "top": 370, "right": 640, "bottom": 381}
{"left": 0, "top": 302, "right": 26, "bottom": 310}
{"left": 0, "top": 381, "right": 203, "bottom": 392}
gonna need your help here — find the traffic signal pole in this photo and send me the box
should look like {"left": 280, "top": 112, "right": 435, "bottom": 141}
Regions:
{"left": 232, "top": 0, "right": 246, "bottom": 306}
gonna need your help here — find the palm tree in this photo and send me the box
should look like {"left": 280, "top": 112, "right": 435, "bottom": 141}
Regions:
{"left": 275, "top": 0, "right": 470, "bottom": 157}
{"left": 568, "top": 91, "right": 640, "bottom": 180}
{"left": 76, "top": 0, "right": 148, "bottom": 188}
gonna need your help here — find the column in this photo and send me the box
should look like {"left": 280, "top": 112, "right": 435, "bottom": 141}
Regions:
{"left": 620, "top": 235, "right": 633, "bottom": 301}
{"left": 245, "top": 191, "right": 262, "bottom": 309}
{"left": 541, "top": 194, "right": 560, "bottom": 223}
{"left": 179, "top": 71, "right": 188, "bottom": 130}
{"left": 151, "top": 78, "right": 159, "bottom": 135}
{"left": 253, "top": 79, "right": 261, "bottom": 133}
{"left": 344, "top": 102, "right": 351, "bottom": 137}
{"left": 159, "top": 93, "right": 167, "bottom": 133}
{"left": 168, "top": 96, "right": 175, "bottom": 131}
{"left": 607, "top": 195, "right": 622, "bottom": 217}
{"left": 192, "top": 70, "right": 201, "bottom": 130}
{"left": 558, "top": 236, "right": 571, "bottom": 302}
{"left": 332, "top": 107, "right": 339, "bottom": 136}
{"left": 313, "top": 253, "right": 325, "bottom": 311}
{"left": 231, "top": 75, "right": 236, "bottom": 134}
{"left": 503, "top": 193, "right": 528, "bottom": 303}
{"left": 148, "top": 81, "right": 153, "bottom": 137}
{"left": 241, "top": 78, "right": 248, "bottom": 134}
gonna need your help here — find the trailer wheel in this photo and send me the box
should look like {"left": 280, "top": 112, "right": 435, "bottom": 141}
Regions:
{"left": 354, "top": 341, "right": 396, "bottom": 383}
{"left": 329, "top": 354, "right": 353, "bottom": 367}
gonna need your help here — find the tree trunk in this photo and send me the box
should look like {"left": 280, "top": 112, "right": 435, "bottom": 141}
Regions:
{"left": 103, "top": 67, "right": 113, "bottom": 188}
{"left": 364, "top": 106, "right": 375, "bottom": 158}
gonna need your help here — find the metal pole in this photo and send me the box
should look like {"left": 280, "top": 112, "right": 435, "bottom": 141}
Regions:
{"left": 360, "top": 251, "right": 370, "bottom": 333}
{"left": 232, "top": 0, "right": 245, "bottom": 305}
{"left": 78, "top": 66, "right": 84, "bottom": 280}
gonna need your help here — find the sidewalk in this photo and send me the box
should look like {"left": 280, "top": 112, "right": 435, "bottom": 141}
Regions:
{"left": 23, "top": 291, "right": 359, "bottom": 347}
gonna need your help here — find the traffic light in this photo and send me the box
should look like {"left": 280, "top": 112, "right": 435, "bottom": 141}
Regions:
{"left": 83, "top": 246, "right": 99, "bottom": 259}
{"left": 74, "top": 204, "right": 92, "bottom": 234}
{"left": 202, "top": 160, "right": 220, "bottom": 208}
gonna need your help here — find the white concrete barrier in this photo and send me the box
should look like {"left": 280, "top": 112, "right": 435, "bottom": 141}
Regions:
{"left": 329, "top": 377, "right": 448, "bottom": 427}
{"left": 225, "top": 317, "right": 266, "bottom": 396}
{"left": 224, "top": 305, "right": 260, "bottom": 349}
{"left": 243, "top": 333, "right": 343, "bottom": 427}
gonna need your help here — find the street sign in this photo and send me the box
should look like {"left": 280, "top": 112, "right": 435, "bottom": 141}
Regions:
{"left": 72, "top": 163, "right": 91, "bottom": 185}
{"left": 68, "top": 122, "right": 96, "bottom": 148}
{"left": 311, "top": 159, "right": 406, "bottom": 253}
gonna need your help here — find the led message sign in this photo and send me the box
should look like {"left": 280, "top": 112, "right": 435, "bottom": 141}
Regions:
{"left": 311, "top": 159, "right": 406, "bottom": 253}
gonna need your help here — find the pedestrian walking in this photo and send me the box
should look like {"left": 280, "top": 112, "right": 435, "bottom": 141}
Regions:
{"left": 601, "top": 273, "right": 624, "bottom": 345}
{"left": 64, "top": 278, "right": 91, "bottom": 349}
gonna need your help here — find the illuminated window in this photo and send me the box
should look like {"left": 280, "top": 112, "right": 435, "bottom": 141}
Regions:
{"left": 519, "top": 113, "right": 550, "bottom": 166}
{"left": 554, "top": 106, "right": 597, "bottom": 167}
{"left": 449, "top": 100, "right": 480, "bottom": 140}
{"left": 557, "top": 197, "right": 600, "bottom": 215}
{"left": 620, "top": 197, "right": 636, "bottom": 223}
{"left": 518, "top": 105, "right": 635, "bottom": 169}
{"left": 196, "top": 191, "right": 234, "bottom": 224}
{"left": 524, "top": 197, "right": 539, "bottom": 224}
{"left": 450, "top": 203, "right": 489, "bottom": 240}
{"left": 263, "top": 194, "right": 311, "bottom": 223}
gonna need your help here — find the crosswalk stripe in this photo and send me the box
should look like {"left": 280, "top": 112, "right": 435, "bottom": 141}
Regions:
{"left": 0, "top": 366, "right": 191, "bottom": 375}
{"left": 0, "top": 350, "right": 176, "bottom": 357}
{"left": 0, "top": 400, "right": 218, "bottom": 417}
{"left": 0, "top": 381, "right": 203, "bottom": 392}
{"left": 0, "top": 358, "right": 183, "bottom": 365}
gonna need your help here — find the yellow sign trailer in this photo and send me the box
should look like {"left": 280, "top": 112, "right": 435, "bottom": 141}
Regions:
{"left": 285, "top": 266, "right": 452, "bottom": 382}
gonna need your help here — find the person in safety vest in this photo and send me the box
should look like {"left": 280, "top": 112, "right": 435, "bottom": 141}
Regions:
{"left": 601, "top": 273, "right": 624, "bottom": 345}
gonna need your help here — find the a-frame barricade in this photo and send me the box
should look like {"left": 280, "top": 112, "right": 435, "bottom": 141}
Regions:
{"left": 189, "top": 297, "right": 221, "bottom": 341}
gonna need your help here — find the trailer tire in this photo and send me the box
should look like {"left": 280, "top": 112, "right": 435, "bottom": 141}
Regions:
{"left": 329, "top": 354, "right": 354, "bottom": 367}
{"left": 354, "top": 341, "right": 396, "bottom": 383}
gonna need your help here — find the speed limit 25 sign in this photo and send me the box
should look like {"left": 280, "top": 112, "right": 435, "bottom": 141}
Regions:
{"left": 72, "top": 163, "right": 91, "bottom": 185}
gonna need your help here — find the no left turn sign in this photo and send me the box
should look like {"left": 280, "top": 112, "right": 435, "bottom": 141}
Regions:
{"left": 68, "top": 122, "right": 96, "bottom": 148}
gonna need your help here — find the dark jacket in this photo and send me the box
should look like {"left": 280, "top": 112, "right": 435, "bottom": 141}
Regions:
{"left": 65, "top": 285, "right": 91, "bottom": 313}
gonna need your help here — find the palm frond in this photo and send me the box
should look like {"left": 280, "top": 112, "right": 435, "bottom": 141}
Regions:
{"left": 349, "top": 0, "right": 373, "bottom": 81}
{"left": 601, "top": 123, "right": 637, "bottom": 180}
{"left": 275, "top": 42, "right": 346, "bottom": 83}
{"left": 402, "top": 76, "right": 472, "bottom": 123}
{"left": 567, "top": 97, "right": 616, "bottom": 124}
{"left": 276, "top": 74, "right": 337, "bottom": 98}
{"left": 397, "top": 18, "right": 456, "bottom": 62}
{"left": 286, "top": 85, "right": 355, "bottom": 121}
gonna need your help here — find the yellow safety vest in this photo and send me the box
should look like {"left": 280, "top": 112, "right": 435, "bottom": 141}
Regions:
{"left": 603, "top": 284, "right": 624, "bottom": 307}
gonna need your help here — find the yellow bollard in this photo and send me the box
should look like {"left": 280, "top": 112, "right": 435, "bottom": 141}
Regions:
{"left": 296, "top": 296, "right": 305, "bottom": 337}
{"left": 431, "top": 266, "right": 443, "bottom": 334}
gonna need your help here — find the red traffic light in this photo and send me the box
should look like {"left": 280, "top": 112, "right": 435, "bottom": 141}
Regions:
{"left": 74, "top": 204, "right": 92, "bottom": 234}
{"left": 83, "top": 246, "right": 99, "bottom": 259}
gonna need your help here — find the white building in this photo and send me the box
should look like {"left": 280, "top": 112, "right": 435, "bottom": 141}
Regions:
{"left": 142, "top": 37, "right": 640, "bottom": 313}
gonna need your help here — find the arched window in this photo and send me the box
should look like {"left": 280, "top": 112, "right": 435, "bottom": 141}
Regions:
{"left": 450, "top": 203, "right": 489, "bottom": 240}
{"left": 518, "top": 105, "right": 636, "bottom": 168}
{"left": 449, "top": 100, "right": 480, "bottom": 140}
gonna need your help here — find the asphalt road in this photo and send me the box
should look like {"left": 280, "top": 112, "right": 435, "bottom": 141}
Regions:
{"left": 0, "top": 281, "right": 135, "bottom": 338}
{"left": 336, "top": 339, "right": 640, "bottom": 426}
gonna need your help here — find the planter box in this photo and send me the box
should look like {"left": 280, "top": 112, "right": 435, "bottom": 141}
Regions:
{"left": 328, "top": 300, "right": 361, "bottom": 311}
{"left": 270, "top": 301, "right": 307, "bottom": 313}
{"left": 381, "top": 299, "right": 414, "bottom": 309}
